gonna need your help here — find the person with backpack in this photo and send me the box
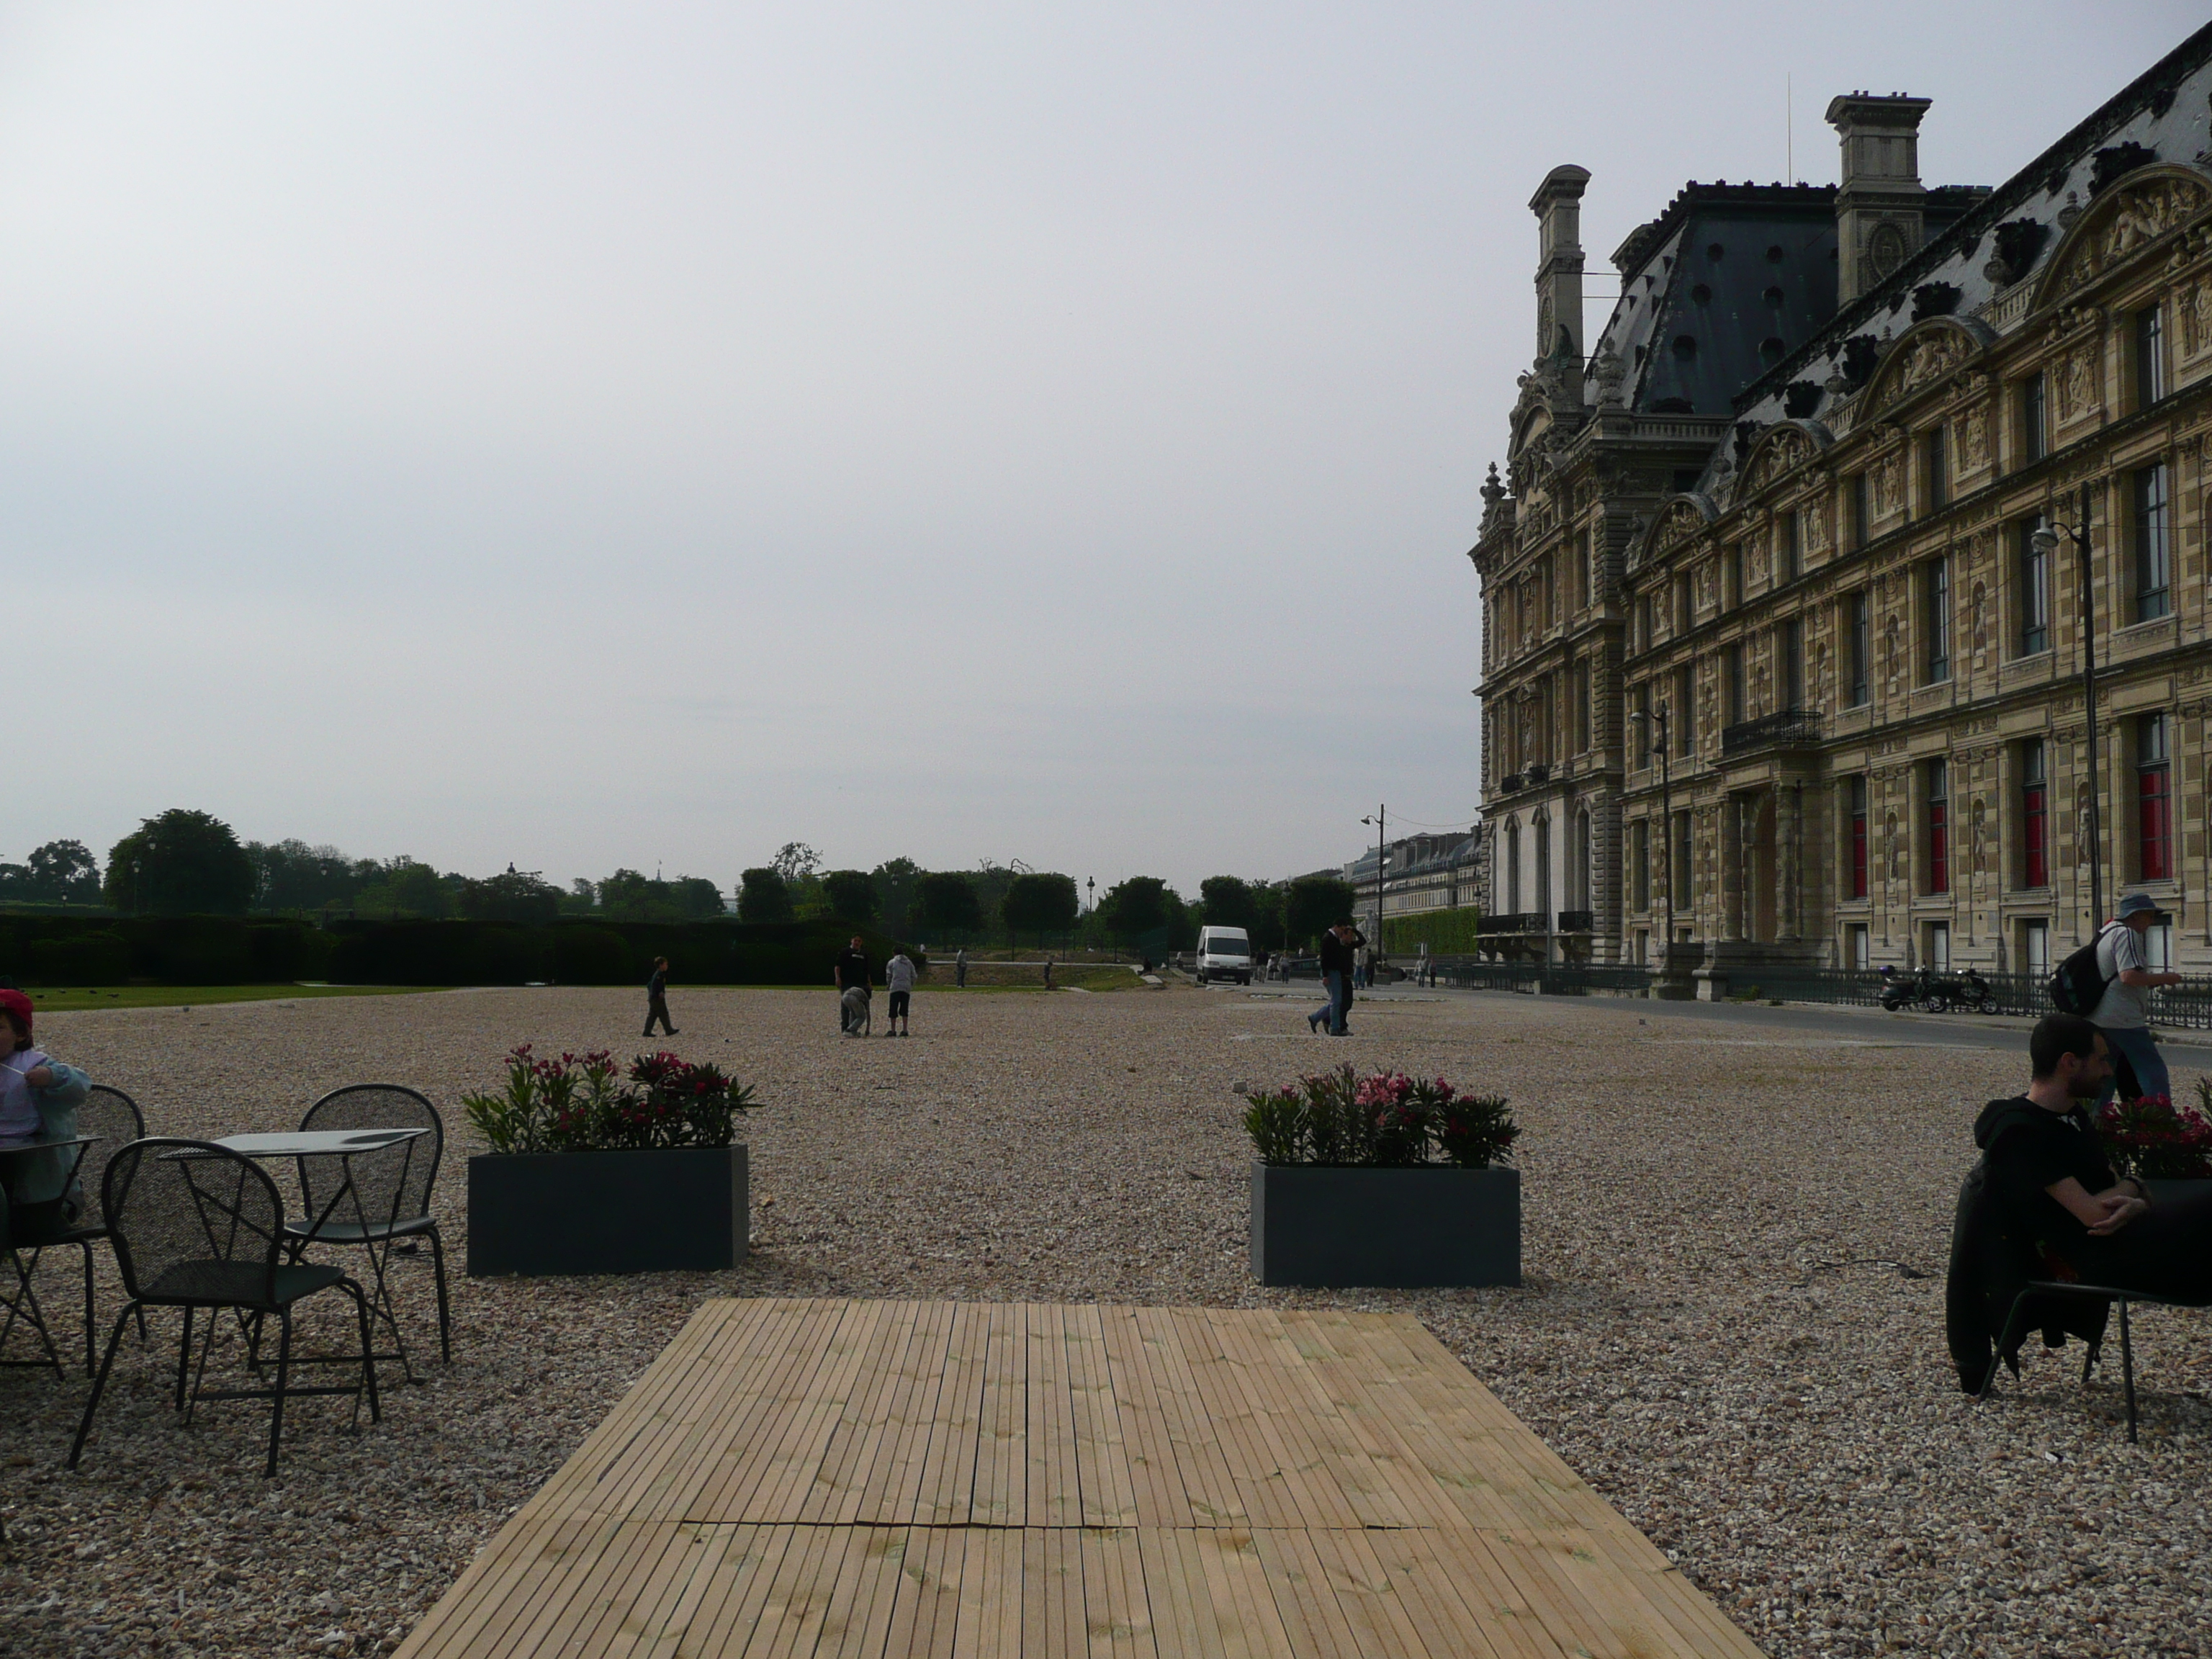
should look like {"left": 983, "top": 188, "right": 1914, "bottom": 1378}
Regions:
{"left": 2051, "top": 894, "right": 2182, "bottom": 1102}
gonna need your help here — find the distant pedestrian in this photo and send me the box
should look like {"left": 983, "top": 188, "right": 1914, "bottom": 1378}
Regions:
{"left": 955, "top": 947, "right": 969, "bottom": 989}
{"left": 1308, "top": 920, "right": 1364, "bottom": 1037}
{"left": 643, "top": 956, "right": 678, "bottom": 1038}
{"left": 2090, "top": 894, "right": 2184, "bottom": 1103}
{"left": 1043, "top": 956, "right": 1054, "bottom": 990}
{"left": 885, "top": 949, "right": 917, "bottom": 1036}
{"left": 835, "top": 935, "right": 871, "bottom": 1036}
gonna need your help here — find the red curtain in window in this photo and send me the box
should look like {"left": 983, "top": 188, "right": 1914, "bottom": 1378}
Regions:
{"left": 1929, "top": 799, "right": 1949, "bottom": 894}
{"left": 1851, "top": 809, "right": 1868, "bottom": 899}
{"left": 2023, "top": 785, "right": 2046, "bottom": 888}
{"left": 2139, "top": 766, "right": 2172, "bottom": 881}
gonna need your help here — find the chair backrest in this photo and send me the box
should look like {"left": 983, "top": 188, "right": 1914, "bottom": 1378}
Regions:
{"left": 103, "top": 1139, "right": 285, "bottom": 1308}
{"left": 72, "top": 1085, "right": 146, "bottom": 1231}
{"left": 297, "top": 1084, "right": 443, "bottom": 1227}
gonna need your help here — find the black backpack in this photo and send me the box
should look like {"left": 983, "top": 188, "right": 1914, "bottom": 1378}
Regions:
{"left": 2048, "top": 925, "right": 2119, "bottom": 1015}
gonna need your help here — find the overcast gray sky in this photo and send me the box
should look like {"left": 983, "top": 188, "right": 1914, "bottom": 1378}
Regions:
{"left": 2, "top": 1, "right": 2200, "bottom": 896}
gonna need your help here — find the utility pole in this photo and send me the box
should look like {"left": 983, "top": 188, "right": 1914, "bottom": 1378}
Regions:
{"left": 1360, "top": 805, "right": 1386, "bottom": 957}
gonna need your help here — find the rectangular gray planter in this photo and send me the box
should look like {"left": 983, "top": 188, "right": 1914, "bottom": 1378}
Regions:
{"left": 1250, "top": 1161, "right": 1519, "bottom": 1288}
{"left": 467, "top": 1143, "right": 747, "bottom": 1276}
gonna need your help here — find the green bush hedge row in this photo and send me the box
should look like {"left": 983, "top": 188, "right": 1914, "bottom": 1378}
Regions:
{"left": 0, "top": 914, "right": 920, "bottom": 988}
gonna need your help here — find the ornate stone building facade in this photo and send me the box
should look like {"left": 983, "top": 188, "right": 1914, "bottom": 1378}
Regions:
{"left": 1474, "top": 22, "right": 2212, "bottom": 984}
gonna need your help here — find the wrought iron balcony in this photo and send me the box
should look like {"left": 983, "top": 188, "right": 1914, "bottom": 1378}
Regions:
{"left": 1555, "top": 909, "right": 1595, "bottom": 933}
{"left": 1478, "top": 912, "right": 1547, "bottom": 935}
{"left": 1498, "top": 773, "right": 1524, "bottom": 793}
{"left": 1720, "top": 708, "right": 1822, "bottom": 757}
{"left": 1523, "top": 762, "right": 1550, "bottom": 784}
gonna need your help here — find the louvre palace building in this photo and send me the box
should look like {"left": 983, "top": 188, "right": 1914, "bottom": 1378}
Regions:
{"left": 1469, "top": 21, "right": 2212, "bottom": 989}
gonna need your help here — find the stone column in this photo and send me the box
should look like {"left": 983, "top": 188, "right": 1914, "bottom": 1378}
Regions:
{"left": 1720, "top": 796, "right": 1744, "bottom": 943}
{"left": 1780, "top": 783, "right": 1803, "bottom": 943}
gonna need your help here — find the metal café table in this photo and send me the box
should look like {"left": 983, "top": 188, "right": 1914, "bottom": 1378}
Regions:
{"left": 215, "top": 1128, "right": 431, "bottom": 1381}
{"left": 0, "top": 1132, "right": 100, "bottom": 1376}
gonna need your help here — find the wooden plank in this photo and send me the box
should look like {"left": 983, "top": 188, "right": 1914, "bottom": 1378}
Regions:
{"left": 1076, "top": 1526, "right": 1155, "bottom": 1659}
{"left": 1097, "top": 1307, "right": 1192, "bottom": 1529}
{"left": 914, "top": 1300, "right": 992, "bottom": 1527}
{"left": 971, "top": 1303, "right": 1028, "bottom": 1529}
{"left": 1027, "top": 1305, "right": 1083, "bottom": 1529}
{"left": 859, "top": 1301, "right": 961, "bottom": 1526}
{"left": 1126, "top": 1308, "right": 1246, "bottom": 1528}
{"left": 881, "top": 1522, "right": 965, "bottom": 1659}
{"left": 954, "top": 1519, "right": 1023, "bottom": 1659}
{"left": 799, "top": 1298, "right": 923, "bottom": 1523}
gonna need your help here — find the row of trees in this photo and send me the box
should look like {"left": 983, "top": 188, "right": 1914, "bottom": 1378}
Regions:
{"left": 6, "top": 813, "right": 1367, "bottom": 952}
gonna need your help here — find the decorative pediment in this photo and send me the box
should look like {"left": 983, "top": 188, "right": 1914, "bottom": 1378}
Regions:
{"left": 2032, "top": 164, "right": 2212, "bottom": 308}
{"left": 1638, "top": 494, "right": 1716, "bottom": 567}
{"left": 1858, "top": 318, "right": 1992, "bottom": 416}
{"left": 1737, "top": 421, "right": 1831, "bottom": 498}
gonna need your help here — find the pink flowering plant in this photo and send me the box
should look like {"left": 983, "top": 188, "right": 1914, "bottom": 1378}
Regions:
{"left": 462, "top": 1044, "right": 757, "bottom": 1154}
{"left": 2095, "top": 1087, "right": 2212, "bottom": 1181}
{"left": 1243, "top": 1065, "right": 1516, "bottom": 1169}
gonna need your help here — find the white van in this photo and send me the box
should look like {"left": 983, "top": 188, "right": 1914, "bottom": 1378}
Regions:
{"left": 1195, "top": 926, "right": 1254, "bottom": 986}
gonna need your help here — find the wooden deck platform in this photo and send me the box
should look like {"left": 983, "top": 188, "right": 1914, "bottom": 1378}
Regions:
{"left": 397, "top": 1299, "right": 1763, "bottom": 1658}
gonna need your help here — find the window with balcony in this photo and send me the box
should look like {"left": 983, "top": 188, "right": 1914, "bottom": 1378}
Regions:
{"left": 2139, "top": 713, "right": 2172, "bottom": 882}
{"left": 2017, "top": 517, "right": 2049, "bottom": 655}
{"left": 1846, "top": 775, "right": 1869, "bottom": 900}
{"left": 2134, "top": 461, "right": 2170, "bottom": 621}
{"left": 2020, "top": 738, "right": 2047, "bottom": 889}
{"left": 1848, "top": 591, "right": 1870, "bottom": 706}
{"left": 1723, "top": 642, "right": 1745, "bottom": 727}
{"left": 1777, "top": 618, "right": 1803, "bottom": 711}
{"left": 2136, "top": 305, "right": 2165, "bottom": 409}
{"left": 2020, "top": 372, "right": 2047, "bottom": 464}
{"left": 1925, "top": 757, "right": 1950, "bottom": 895}
{"left": 1924, "top": 557, "right": 1951, "bottom": 683}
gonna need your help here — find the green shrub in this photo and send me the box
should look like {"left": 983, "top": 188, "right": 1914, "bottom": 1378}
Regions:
{"left": 552, "top": 926, "right": 634, "bottom": 985}
{"left": 1241, "top": 1066, "right": 1516, "bottom": 1169}
{"left": 28, "top": 932, "right": 130, "bottom": 985}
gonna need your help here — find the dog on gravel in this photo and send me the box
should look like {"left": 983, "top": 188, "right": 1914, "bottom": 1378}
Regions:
{"left": 840, "top": 985, "right": 872, "bottom": 1035}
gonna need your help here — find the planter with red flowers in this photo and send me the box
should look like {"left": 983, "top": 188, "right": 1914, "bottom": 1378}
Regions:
{"left": 2097, "top": 1087, "right": 2212, "bottom": 1210}
{"left": 1243, "top": 1066, "right": 1519, "bottom": 1288}
{"left": 461, "top": 1046, "right": 758, "bottom": 1276}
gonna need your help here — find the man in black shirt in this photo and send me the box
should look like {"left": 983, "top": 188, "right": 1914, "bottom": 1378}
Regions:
{"left": 644, "top": 956, "right": 677, "bottom": 1038}
{"left": 1307, "top": 920, "right": 1365, "bottom": 1037}
{"left": 1976, "top": 1013, "right": 2212, "bottom": 1303}
{"left": 834, "top": 937, "right": 871, "bottom": 1035}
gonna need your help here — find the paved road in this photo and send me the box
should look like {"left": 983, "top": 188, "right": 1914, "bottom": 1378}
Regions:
{"left": 1226, "top": 977, "right": 2212, "bottom": 1061}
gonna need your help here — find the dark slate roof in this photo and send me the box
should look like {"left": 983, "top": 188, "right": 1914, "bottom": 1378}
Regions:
{"left": 1593, "top": 185, "right": 1839, "bottom": 415}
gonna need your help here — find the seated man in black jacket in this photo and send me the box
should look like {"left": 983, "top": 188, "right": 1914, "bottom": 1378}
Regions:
{"left": 1975, "top": 1013, "right": 2212, "bottom": 1305}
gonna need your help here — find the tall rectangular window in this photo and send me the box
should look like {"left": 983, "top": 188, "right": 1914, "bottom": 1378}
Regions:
{"left": 1925, "top": 557, "right": 1951, "bottom": 683}
{"left": 1851, "top": 472, "right": 1870, "bottom": 549}
{"left": 2136, "top": 305, "right": 2165, "bottom": 408}
{"left": 1926, "top": 757, "right": 1950, "bottom": 895}
{"left": 1542, "top": 555, "right": 1556, "bottom": 630}
{"left": 1847, "top": 922, "right": 1870, "bottom": 969}
{"left": 1723, "top": 642, "right": 1745, "bottom": 727}
{"left": 1848, "top": 591, "right": 1870, "bottom": 706}
{"left": 1574, "top": 660, "right": 1591, "bottom": 754}
{"left": 1574, "top": 531, "right": 1591, "bottom": 612}
{"left": 1636, "top": 594, "right": 1654, "bottom": 654}
{"left": 1925, "top": 426, "right": 1948, "bottom": 512}
{"left": 1675, "top": 666, "right": 1695, "bottom": 756}
{"left": 2020, "top": 372, "right": 2047, "bottom": 464}
{"left": 1727, "top": 544, "right": 1745, "bottom": 610}
{"left": 1778, "top": 618, "right": 1803, "bottom": 711}
{"left": 2134, "top": 461, "right": 2170, "bottom": 621}
{"left": 1847, "top": 775, "right": 1869, "bottom": 900}
{"left": 1925, "top": 921, "right": 1951, "bottom": 973}
{"left": 1632, "top": 820, "right": 1650, "bottom": 912}
{"left": 2020, "top": 738, "right": 2047, "bottom": 889}
{"left": 1673, "top": 575, "right": 1691, "bottom": 637}
{"left": 2017, "top": 518, "right": 2049, "bottom": 655}
{"left": 1779, "top": 510, "right": 1802, "bottom": 583}
{"left": 2138, "top": 713, "right": 2172, "bottom": 881}
{"left": 1672, "top": 810, "right": 1693, "bottom": 907}
{"left": 2022, "top": 920, "right": 2049, "bottom": 978}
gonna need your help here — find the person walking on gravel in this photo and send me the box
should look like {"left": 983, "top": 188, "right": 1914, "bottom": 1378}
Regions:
{"left": 955, "top": 947, "right": 968, "bottom": 989}
{"left": 1308, "top": 920, "right": 1364, "bottom": 1037}
{"left": 2087, "top": 894, "right": 2183, "bottom": 1103}
{"left": 643, "top": 956, "right": 678, "bottom": 1038}
{"left": 884, "top": 949, "right": 917, "bottom": 1036}
{"left": 835, "top": 936, "right": 872, "bottom": 1035}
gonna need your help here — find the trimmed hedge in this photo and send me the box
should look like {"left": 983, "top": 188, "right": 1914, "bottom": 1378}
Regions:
{"left": 0, "top": 912, "right": 920, "bottom": 988}
{"left": 1380, "top": 908, "right": 1484, "bottom": 956}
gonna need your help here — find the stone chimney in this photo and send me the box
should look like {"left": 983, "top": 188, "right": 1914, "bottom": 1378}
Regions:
{"left": 1826, "top": 93, "right": 1931, "bottom": 305}
{"left": 1528, "top": 165, "right": 1591, "bottom": 364}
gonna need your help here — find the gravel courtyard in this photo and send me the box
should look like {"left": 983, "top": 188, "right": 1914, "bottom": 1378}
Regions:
{"left": 2, "top": 983, "right": 2208, "bottom": 1659}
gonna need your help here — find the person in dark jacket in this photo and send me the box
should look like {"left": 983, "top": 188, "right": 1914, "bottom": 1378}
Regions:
{"left": 1307, "top": 920, "right": 1364, "bottom": 1037}
{"left": 834, "top": 936, "right": 871, "bottom": 1035}
{"left": 1974, "top": 1013, "right": 2212, "bottom": 1304}
{"left": 643, "top": 956, "right": 678, "bottom": 1038}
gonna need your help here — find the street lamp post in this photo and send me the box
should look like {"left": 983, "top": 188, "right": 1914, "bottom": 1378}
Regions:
{"left": 1629, "top": 705, "right": 1673, "bottom": 969}
{"left": 1359, "top": 804, "right": 1386, "bottom": 962}
{"left": 2032, "top": 480, "right": 2103, "bottom": 931}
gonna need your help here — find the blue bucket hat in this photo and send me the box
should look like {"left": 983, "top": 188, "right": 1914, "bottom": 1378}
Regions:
{"left": 2117, "top": 893, "right": 2159, "bottom": 919}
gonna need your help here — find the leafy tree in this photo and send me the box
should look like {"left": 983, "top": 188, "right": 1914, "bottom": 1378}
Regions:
{"left": 1001, "top": 872, "right": 1078, "bottom": 943}
{"left": 1097, "top": 876, "right": 1177, "bottom": 943}
{"left": 672, "top": 876, "right": 727, "bottom": 920}
{"left": 1285, "top": 876, "right": 1358, "bottom": 951}
{"left": 770, "top": 842, "right": 821, "bottom": 884}
{"left": 821, "top": 869, "right": 879, "bottom": 925}
{"left": 1197, "top": 876, "right": 1260, "bottom": 931}
{"left": 738, "top": 867, "right": 793, "bottom": 922}
{"left": 458, "top": 868, "right": 561, "bottom": 925}
{"left": 871, "top": 857, "right": 922, "bottom": 935}
{"left": 247, "top": 839, "right": 368, "bottom": 912}
{"left": 353, "top": 858, "right": 454, "bottom": 919}
{"left": 104, "top": 809, "right": 257, "bottom": 914}
{"left": 914, "top": 871, "right": 982, "bottom": 938}
{"left": 26, "top": 840, "right": 102, "bottom": 904}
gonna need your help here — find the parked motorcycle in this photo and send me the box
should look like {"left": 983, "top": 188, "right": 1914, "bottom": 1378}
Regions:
{"left": 1878, "top": 963, "right": 2000, "bottom": 1014}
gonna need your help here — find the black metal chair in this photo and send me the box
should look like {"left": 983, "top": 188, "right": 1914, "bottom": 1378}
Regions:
{"left": 68, "top": 1138, "right": 379, "bottom": 1478}
{"left": 14, "top": 1084, "right": 148, "bottom": 1375}
{"left": 1979, "top": 1278, "right": 2210, "bottom": 1444}
{"left": 0, "top": 1184, "right": 65, "bottom": 1378}
{"left": 283, "top": 1084, "right": 450, "bottom": 1369}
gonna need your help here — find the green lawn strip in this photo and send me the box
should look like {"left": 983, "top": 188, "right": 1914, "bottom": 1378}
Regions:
{"left": 22, "top": 984, "right": 452, "bottom": 1012}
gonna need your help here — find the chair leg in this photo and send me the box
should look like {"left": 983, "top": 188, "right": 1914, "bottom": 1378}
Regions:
{"left": 2082, "top": 1339, "right": 2100, "bottom": 1385}
{"left": 78, "top": 1240, "right": 96, "bottom": 1378}
{"left": 1979, "top": 1289, "right": 2036, "bottom": 1399}
{"left": 2119, "top": 1299, "right": 2137, "bottom": 1445}
{"left": 67, "top": 1305, "right": 138, "bottom": 1470}
{"left": 346, "top": 1280, "right": 382, "bottom": 1426}
{"left": 266, "top": 1310, "right": 294, "bottom": 1480}
{"left": 175, "top": 1305, "right": 194, "bottom": 1411}
{"left": 428, "top": 1227, "right": 451, "bottom": 1364}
